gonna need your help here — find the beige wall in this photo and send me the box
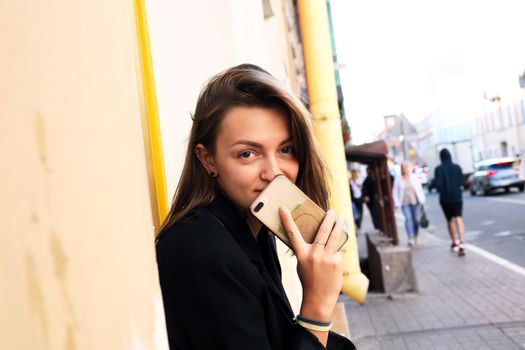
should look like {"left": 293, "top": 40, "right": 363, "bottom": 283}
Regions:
{"left": 473, "top": 103, "right": 525, "bottom": 159}
{"left": 146, "top": 0, "right": 296, "bottom": 197}
{"left": 0, "top": 1, "right": 168, "bottom": 349}
{"left": 146, "top": 0, "right": 303, "bottom": 313}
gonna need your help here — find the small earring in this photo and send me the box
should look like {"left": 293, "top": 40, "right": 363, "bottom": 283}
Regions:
{"left": 208, "top": 170, "right": 217, "bottom": 178}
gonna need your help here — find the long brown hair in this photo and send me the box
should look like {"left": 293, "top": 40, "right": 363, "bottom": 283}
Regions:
{"left": 159, "top": 64, "right": 330, "bottom": 235}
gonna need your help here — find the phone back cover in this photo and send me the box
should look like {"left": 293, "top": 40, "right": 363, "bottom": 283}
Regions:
{"left": 250, "top": 176, "right": 348, "bottom": 250}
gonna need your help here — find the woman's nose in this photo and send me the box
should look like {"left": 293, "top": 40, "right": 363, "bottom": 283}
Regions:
{"left": 261, "top": 156, "right": 284, "bottom": 181}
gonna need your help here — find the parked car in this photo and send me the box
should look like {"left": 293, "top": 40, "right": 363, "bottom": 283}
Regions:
{"left": 469, "top": 157, "right": 524, "bottom": 195}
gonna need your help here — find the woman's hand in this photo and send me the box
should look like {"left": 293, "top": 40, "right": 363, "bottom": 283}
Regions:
{"left": 279, "top": 206, "right": 343, "bottom": 323}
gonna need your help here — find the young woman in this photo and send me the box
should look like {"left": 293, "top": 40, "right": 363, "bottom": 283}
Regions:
{"left": 155, "top": 64, "right": 356, "bottom": 349}
{"left": 393, "top": 162, "right": 426, "bottom": 246}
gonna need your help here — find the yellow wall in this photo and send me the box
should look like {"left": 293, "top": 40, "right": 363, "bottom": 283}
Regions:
{"left": 0, "top": 0, "right": 168, "bottom": 349}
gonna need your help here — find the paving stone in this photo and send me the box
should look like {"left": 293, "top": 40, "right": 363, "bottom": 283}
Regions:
{"left": 491, "top": 346, "right": 522, "bottom": 350}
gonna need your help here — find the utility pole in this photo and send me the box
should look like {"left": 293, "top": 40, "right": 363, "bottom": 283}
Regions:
{"left": 297, "top": 0, "right": 369, "bottom": 304}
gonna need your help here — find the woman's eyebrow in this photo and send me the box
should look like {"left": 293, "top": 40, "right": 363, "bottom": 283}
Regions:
{"left": 229, "top": 137, "right": 294, "bottom": 148}
{"left": 279, "top": 137, "right": 293, "bottom": 146}
{"left": 229, "top": 140, "right": 263, "bottom": 148}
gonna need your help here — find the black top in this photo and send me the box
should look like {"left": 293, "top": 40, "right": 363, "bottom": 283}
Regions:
{"left": 156, "top": 192, "right": 356, "bottom": 350}
{"left": 361, "top": 176, "right": 376, "bottom": 200}
{"left": 434, "top": 149, "right": 463, "bottom": 203}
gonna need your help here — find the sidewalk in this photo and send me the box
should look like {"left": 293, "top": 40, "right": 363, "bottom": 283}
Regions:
{"left": 341, "top": 211, "right": 525, "bottom": 349}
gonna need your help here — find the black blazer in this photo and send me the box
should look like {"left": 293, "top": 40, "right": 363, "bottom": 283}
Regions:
{"left": 156, "top": 192, "right": 356, "bottom": 350}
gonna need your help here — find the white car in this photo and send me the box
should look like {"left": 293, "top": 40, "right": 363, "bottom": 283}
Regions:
{"left": 469, "top": 157, "right": 524, "bottom": 195}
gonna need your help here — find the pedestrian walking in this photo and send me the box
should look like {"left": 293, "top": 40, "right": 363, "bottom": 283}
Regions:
{"left": 393, "top": 162, "right": 426, "bottom": 247}
{"left": 362, "top": 167, "right": 380, "bottom": 230}
{"left": 155, "top": 64, "right": 355, "bottom": 350}
{"left": 434, "top": 148, "right": 466, "bottom": 256}
{"left": 349, "top": 168, "right": 364, "bottom": 230}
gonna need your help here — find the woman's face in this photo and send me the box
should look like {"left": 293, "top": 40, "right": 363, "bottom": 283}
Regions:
{"left": 401, "top": 163, "right": 410, "bottom": 176}
{"left": 210, "top": 106, "right": 299, "bottom": 211}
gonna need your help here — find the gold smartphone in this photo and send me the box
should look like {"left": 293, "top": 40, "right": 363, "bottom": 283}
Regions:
{"left": 249, "top": 175, "right": 348, "bottom": 251}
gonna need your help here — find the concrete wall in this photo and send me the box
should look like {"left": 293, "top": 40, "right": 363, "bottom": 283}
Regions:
{"left": 472, "top": 100, "right": 525, "bottom": 159}
{"left": 434, "top": 99, "right": 525, "bottom": 163}
{"left": 0, "top": 1, "right": 168, "bottom": 349}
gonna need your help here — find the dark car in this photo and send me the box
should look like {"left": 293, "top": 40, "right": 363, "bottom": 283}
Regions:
{"left": 469, "top": 157, "right": 524, "bottom": 195}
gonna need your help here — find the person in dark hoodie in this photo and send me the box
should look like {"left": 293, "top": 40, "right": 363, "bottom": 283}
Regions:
{"left": 434, "top": 148, "right": 466, "bottom": 256}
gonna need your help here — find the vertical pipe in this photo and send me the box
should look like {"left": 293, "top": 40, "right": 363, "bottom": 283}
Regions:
{"left": 297, "top": 0, "right": 368, "bottom": 304}
{"left": 134, "top": 0, "right": 169, "bottom": 232}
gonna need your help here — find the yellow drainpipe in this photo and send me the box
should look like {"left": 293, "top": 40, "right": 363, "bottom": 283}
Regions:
{"left": 134, "top": 0, "right": 169, "bottom": 232}
{"left": 297, "top": 0, "right": 369, "bottom": 304}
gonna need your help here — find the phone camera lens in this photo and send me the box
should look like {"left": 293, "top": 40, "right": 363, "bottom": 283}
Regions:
{"left": 254, "top": 202, "right": 264, "bottom": 212}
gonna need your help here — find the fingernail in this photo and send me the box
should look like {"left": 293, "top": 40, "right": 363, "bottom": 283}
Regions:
{"left": 280, "top": 205, "right": 290, "bottom": 213}
{"left": 328, "top": 209, "right": 336, "bottom": 217}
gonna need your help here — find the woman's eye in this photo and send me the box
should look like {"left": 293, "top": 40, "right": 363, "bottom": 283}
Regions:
{"left": 281, "top": 146, "right": 295, "bottom": 155}
{"left": 240, "top": 151, "right": 255, "bottom": 159}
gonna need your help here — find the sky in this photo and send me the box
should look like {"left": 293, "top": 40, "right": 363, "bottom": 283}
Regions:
{"left": 330, "top": 0, "right": 525, "bottom": 144}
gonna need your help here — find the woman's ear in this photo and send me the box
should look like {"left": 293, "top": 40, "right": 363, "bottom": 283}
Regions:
{"left": 195, "top": 144, "right": 217, "bottom": 177}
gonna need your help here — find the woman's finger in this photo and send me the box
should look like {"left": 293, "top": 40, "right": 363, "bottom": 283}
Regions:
{"left": 314, "top": 209, "right": 336, "bottom": 245}
{"left": 325, "top": 218, "right": 344, "bottom": 253}
{"left": 279, "top": 206, "right": 306, "bottom": 256}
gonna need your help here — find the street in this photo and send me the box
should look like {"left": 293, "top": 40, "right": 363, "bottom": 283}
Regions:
{"left": 425, "top": 189, "right": 525, "bottom": 268}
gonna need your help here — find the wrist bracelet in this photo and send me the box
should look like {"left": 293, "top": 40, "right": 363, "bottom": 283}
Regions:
{"left": 296, "top": 314, "right": 332, "bottom": 332}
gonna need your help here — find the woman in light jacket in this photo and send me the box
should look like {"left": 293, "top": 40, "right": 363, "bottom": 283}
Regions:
{"left": 393, "top": 162, "right": 426, "bottom": 246}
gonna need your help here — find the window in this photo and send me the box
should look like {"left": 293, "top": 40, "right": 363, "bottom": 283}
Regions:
{"left": 507, "top": 106, "right": 513, "bottom": 127}
{"left": 488, "top": 162, "right": 513, "bottom": 170}
{"left": 500, "top": 141, "right": 508, "bottom": 157}
{"left": 262, "top": 0, "right": 274, "bottom": 19}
